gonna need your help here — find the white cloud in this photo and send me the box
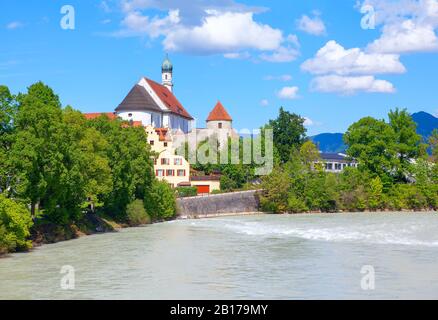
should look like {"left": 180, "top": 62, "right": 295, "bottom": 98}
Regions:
{"left": 115, "top": 1, "right": 297, "bottom": 61}
{"left": 286, "top": 34, "right": 300, "bottom": 47}
{"left": 311, "top": 75, "right": 396, "bottom": 94}
{"left": 361, "top": 0, "right": 438, "bottom": 54}
{"left": 304, "top": 117, "right": 314, "bottom": 126}
{"left": 277, "top": 86, "right": 299, "bottom": 99}
{"left": 301, "top": 40, "right": 406, "bottom": 75}
{"left": 6, "top": 21, "right": 24, "bottom": 30}
{"left": 223, "top": 52, "right": 251, "bottom": 59}
{"left": 260, "top": 99, "right": 269, "bottom": 106}
{"left": 119, "top": 9, "right": 180, "bottom": 38}
{"left": 260, "top": 46, "right": 299, "bottom": 63}
{"left": 264, "top": 74, "right": 292, "bottom": 81}
{"left": 163, "top": 11, "right": 283, "bottom": 54}
{"left": 367, "top": 20, "right": 438, "bottom": 53}
{"left": 297, "top": 13, "right": 326, "bottom": 36}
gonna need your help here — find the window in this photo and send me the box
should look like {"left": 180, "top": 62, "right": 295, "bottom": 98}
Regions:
{"left": 156, "top": 170, "right": 164, "bottom": 177}
{"left": 164, "top": 142, "right": 168, "bottom": 147}
{"left": 177, "top": 170, "right": 186, "bottom": 177}
{"left": 326, "top": 163, "right": 333, "bottom": 170}
{"left": 128, "top": 113, "right": 132, "bottom": 117}
{"left": 150, "top": 140, "right": 154, "bottom": 146}
{"left": 174, "top": 158, "right": 182, "bottom": 165}
{"left": 161, "top": 158, "right": 170, "bottom": 165}
{"left": 218, "top": 123, "right": 223, "bottom": 129}
{"left": 335, "top": 163, "right": 342, "bottom": 170}
{"left": 166, "top": 170, "right": 175, "bottom": 177}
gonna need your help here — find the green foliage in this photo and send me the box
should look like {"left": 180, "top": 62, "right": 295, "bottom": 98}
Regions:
{"left": 430, "top": 129, "right": 438, "bottom": 163}
{"left": 126, "top": 199, "right": 151, "bottom": 226}
{"left": 88, "top": 114, "right": 154, "bottom": 220}
{"left": 368, "top": 177, "right": 384, "bottom": 210}
{"left": 268, "top": 107, "right": 306, "bottom": 163}
{"left": 176, "top": 186, "right": 198, "bottom": 198}
{"left": 0, "top": 195, "right": 33, "bottom": 254}
{"left": 344, "top": 116, "right": 397, "bottom": 183}
{"left": 144, "top": 180, "right": 176, "bottom": 221}
{"left": 260, "top": 167, "right": 290, "bottom": 213}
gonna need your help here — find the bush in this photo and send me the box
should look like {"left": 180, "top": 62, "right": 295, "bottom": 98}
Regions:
{"left": 287, "top": 193, "right": 308, "bottom": 213}
{"left": 144, "top": 180, "right": 177, "bottom": 221}
{"left": 0, "top": 195, "right": 33, "bottom": 254}
{"left": 126, "top": 199, "right": 151, "bottom": 226}
{"left": 176, "top": 186, "right": 198, "bottom": 198}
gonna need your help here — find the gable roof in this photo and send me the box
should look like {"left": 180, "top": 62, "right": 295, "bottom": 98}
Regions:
{"left": 207, "top": 101, "right": 232, "bottom": 122}
{"left": 116, "top": 84, "right": 162, "bottom": 113}
{"left": 145, "top": 78, "right": 193, "bottom": 120}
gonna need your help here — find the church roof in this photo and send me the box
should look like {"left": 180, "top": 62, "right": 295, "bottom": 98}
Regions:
{"left": 145, "top": 78, "right": 193, "bottom": 120}
{"left": 115, "top": 78, "right": 193, "bottom": 120}
{"left": 207, "top": 101, "right": 232, "bottom": 122}
{"left": 116, "top": 84, "right": 162, "bottom": 113}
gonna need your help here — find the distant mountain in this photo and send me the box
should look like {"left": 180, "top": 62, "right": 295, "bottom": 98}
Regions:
{"left": 311, "top": 112, "right": 437, "bottom": 153}
{"left": 311, "top": 133, "right": 346, "bottom": 153}
{"left": 412, "top": 111, "right": 438, "bottom": 140}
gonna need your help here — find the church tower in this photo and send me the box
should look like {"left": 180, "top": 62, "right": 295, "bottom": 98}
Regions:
{"left": 162, "top": 54, "right": 173, "bottom": 92}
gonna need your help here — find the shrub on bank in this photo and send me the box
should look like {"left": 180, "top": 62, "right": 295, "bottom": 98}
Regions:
{"left": 0, "top": 195, "right": 33, "bottom": 254}
{"left": 176, "top": 186, "right": 198, "bottom": 198}
{"left": 126, "top": 199, "right": 151, "bottom": 226}
{"left": 144, "top": 180, "right": 177, "bottom": 221}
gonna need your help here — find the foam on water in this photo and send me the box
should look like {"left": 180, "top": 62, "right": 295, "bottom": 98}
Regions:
{"left": 189, "top": 214, "right": 438, "bottom": 247}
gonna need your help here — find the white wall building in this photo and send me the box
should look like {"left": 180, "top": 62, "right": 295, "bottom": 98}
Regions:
{"left": 115, "top": 56, "right": 193, "bottom": 133}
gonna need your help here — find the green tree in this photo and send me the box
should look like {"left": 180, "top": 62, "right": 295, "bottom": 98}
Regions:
{"left": 0, "top": 194, "right": 33, "bottom": 254}
{"left": 144, "top": 180, "right": 176, "bottom": 221}
{"left": 63, "top": 108, "right": 113, "bottom": 212}
{"left": 268, "top": 107, "right": 306, "bottom": 163}
{"left": 344, "top": 117, "right": 397, "bottom": 185}
{"left": 429, "top": 129, "right": 438, "bottom": 163}
{"left": 388, "top": 108, "right": 424, "bottom": 181}
{"left": 260, "top": 166, "right": 290, "bottom": 213}
{"left": 0, "top": 85, "right": 16, "bottom": 194}
{"left": 10, "top": 82, "right": 69, "bottom": 220}
{"left": 126, "top": 199, "right": 151, "bottom": 226}
{"left": 300, "top": 140, "right": 321, "bottom": 170}
{"left": 368, "top": 177, "right": 383, "bottom": 210}
{"left": 88, "top": 115, "right": 154, "bottom": 220}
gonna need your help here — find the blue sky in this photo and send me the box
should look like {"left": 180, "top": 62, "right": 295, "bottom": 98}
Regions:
{"left": 1, "top": 0, "right": 438, "bottom": 135}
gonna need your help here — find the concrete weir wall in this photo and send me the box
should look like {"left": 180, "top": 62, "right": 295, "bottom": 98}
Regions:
{"left": 176, "top": 190, "right": 261, "bottom": 218}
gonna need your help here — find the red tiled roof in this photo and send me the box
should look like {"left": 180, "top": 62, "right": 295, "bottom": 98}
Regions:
{"left": 206, "top": 101, "right": 232, "bottom": 122}
{"left": 84, "top": 112, "right": 118, "bottom": 120}
{"left": 154, "top": 128, "right": 171, "bottom": 141}
{"left": 145, "top": 78, "right": 194, "bottom": 120}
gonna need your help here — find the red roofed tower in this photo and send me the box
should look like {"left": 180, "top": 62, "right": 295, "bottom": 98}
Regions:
{"left": 206, "top": 101, "right": 233, "bottom": 130}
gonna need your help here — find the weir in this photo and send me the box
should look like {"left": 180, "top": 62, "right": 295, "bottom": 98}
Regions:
{"left": 176, "top": 190, "right": 261, "bottom": 218}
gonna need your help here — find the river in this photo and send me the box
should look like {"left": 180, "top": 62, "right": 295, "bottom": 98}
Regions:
{"left": 1, "top": 212, "right": 438, "bottom": 300}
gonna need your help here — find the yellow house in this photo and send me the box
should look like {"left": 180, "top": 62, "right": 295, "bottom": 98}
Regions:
{"left": 145, "top": 125, "right": 191, "bottom": 188}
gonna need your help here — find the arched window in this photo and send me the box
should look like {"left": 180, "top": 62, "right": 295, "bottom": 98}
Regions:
{"left": 218, "top": 123, "right": 223, "bottom": 129}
